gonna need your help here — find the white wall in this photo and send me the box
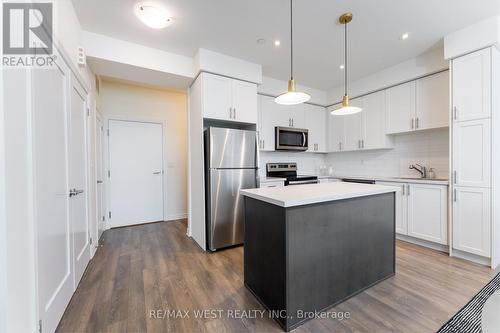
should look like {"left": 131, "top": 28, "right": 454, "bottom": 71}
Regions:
{"left": 100, "top": 80, "right": 188, "bottom": 220}
{"left": 325, "top": 129, "right": 449, "bottom": 179}
{"left": 327, "top": 47, "right": 448, "bottom": 105}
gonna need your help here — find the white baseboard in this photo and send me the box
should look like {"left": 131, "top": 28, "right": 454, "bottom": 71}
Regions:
{"left": 166, "top": 213, "right": 188, "bottom": 221}
{"left": 396, "top": 234, "right": 449, "bottom": 253}
{"left": 451, "top": 248, "right": 491, "bottom": 267}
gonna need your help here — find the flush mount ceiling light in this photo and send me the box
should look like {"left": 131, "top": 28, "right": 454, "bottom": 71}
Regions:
{"left": 400, "top": 32, "right": 410, "bottom": 40}
{"left": 339, "top": 64, "right": 345, "bottom": 70}
{"left": 135, "top": 2, "right": 173, "bottom": 29}
{"left": 275, "top": 0, "right": 310, "bottom": 105}
{"left": 274, "top": 39, "right": 281, "bottom": 47}
{"left": 331, "top": 12, "right": 362, "bottom": 116}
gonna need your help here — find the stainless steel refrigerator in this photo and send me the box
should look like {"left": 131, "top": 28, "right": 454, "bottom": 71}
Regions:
{"left": 204, "top": 127, "right": 259, "bottom": 251}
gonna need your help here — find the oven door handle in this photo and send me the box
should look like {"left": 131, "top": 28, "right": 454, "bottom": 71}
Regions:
{"left": 287, "top": 180, "right": 318, "bottom": 186}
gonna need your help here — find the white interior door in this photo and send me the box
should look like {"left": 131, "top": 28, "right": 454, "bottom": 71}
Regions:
{"left": 96, "top": 115, "right": 105, "bottom": 240}
{"left": 33, "top": 56, "right": 74, "bottom": 333}
{"left": 69, "top": 77, "right": 90, "bottom": 287}
{"left": 108, "top": 120, "right": 164, "bottom": 227}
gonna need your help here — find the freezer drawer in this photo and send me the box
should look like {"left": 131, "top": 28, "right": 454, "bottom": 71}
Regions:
{"left": 207, "top": 168, "right": 257, "bottom": 250}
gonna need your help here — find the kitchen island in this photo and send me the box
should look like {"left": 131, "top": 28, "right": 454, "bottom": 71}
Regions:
{"left": 240, "top": 182, "right": 398, "bottom": 331}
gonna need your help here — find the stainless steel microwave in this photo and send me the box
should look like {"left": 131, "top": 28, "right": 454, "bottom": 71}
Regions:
{"left": 275, "top": 127, "right": 308, "bottom": 151}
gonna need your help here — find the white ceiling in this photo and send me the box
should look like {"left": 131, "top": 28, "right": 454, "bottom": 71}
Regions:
{"left": 72, "top": 0, "right": 500, "bottom": 90}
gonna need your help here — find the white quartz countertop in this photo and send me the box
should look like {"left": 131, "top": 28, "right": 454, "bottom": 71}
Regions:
{"left": 317, "top": 175, "right": 449, "bottom": 186}
{"left": 240, "top": 182, "right": 398, "bottom": 208}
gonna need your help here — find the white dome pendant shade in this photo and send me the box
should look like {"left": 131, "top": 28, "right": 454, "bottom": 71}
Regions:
{"left": 331, "top": 13, "right": 362, "bottom": 116}
{"left": 275, "top": 0, "right": 311, "bottom": 105}
{"left": 275, "top": 79, "right": 311, "bottom": 105}
{"left": 332, "top": 95, "right": 362, "bottom": 116}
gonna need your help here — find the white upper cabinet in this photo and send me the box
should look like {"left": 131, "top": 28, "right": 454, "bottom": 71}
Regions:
{"left": 416, "top": 71, "right": 450, "bottom": 130}
{"left": 452, "top": 118, "right": 491, "bottom": 188}
{"left": 305, "top": 104, "right": 327, "bottom": 152}
{"left": 407, "top": 183, "right": 448, "bottom": 245}
{"left": 202, "top": 73, "right": 258, "bottom": 123}
{"left": 386, "top": 81, "right": 416, "bottom": 134}
{"left": 386, "top": 72, "right": 449, "bottom": 134}
{"left": 258, "top": 95, "right": 280, "bottom": 151}
{"left": 343, "top": 98, "right": 364, "bottom": 151}
{"left": 328, "top": 105, "right": 345, "bottom": 152}
{"left": 362, "top": 91, "right": 391, "bottom": 149}
{"left": 232, "top": 79, "right": 258, "bottom": 123}
{"left": 452, "top": 48, "right": 491, "bottom": 122}
{"left": 452, "top": 186, "right": 491, "bottom": 257}
{"left": 202, "top": 73, "right": 233, "bottom": 121}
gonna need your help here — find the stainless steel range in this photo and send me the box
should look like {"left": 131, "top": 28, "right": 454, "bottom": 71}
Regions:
{"left": 266, "top": 163, "right": 318, "bottom": 185}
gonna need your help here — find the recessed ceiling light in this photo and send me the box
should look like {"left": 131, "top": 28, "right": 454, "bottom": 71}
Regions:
{"left": 135, "top": 2, "right": 173, "bottom": 29}
{"left": 339, "top": 64, "right": 345, "bottom": 70}
{"left": 400, "top": 32, "right": 410, "bottom": 40}
{"left": 274, "top": 40, "right": 281, "bottom": 47}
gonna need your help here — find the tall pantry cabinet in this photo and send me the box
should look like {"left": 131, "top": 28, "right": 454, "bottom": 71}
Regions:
{"left": 450, "top": 46, "right": 500, "bottom": 268}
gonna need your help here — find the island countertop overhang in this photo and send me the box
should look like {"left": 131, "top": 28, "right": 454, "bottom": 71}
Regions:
{"left": 240, "top": 182, "right": 399, "bottom": 208}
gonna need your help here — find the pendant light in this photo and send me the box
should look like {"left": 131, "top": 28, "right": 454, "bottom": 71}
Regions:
{"left": 275, "top": 0, "right": 311, "bottom": 105}
{"left": 331, "top": 13, "right": 362, "bottom": 115}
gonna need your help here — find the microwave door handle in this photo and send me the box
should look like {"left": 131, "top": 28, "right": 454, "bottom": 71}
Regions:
{"left": 302, "top": 133, "right": 306, "bottom": 147}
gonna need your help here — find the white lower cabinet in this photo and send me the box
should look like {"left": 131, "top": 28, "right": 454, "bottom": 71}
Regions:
{"left": 407, "top": 183, "right": 448, "bottom": 245}
{"left": 452, "top": 187, "right": 491, "bottom": 257}
{"left": 377, "top": 181, "right": 448, "bottom": 245}
{"left": 377, "top": 182, "right": 407, "bottom": 234}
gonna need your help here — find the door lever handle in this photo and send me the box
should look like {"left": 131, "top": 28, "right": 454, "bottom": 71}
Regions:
{"left": 153, "top": 171, "right": 162, "bottom": 175}
{"left": 69, "top": 188, "right": 84, "bottom": 197}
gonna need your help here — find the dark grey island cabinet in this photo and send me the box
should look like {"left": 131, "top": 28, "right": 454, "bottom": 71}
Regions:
{"left": 240, "top": 183, "right": 397, "bottom": 331}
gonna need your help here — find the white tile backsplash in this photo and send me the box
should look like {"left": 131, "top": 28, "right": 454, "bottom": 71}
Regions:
{"left": 259, "top": 152, "right": 326, "bottom": 176}
{"left": 260, "top": 128, "right": 449, "bottom": 179}
{"left": 326, "top": 128, "right": 450, "bottom": 179}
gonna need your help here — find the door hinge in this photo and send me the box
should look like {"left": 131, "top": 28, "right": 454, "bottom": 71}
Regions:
{"left": 108, "top": 170, "right": 110, "bottom": 178}
{"left": 38, "top": 320, "right": 42, "bottom": 333}
{"left": 109, "top": 211, "right": 112, "bottom": 219}
{"left": 89, "top": 237, "right": 93, "bottom": 245}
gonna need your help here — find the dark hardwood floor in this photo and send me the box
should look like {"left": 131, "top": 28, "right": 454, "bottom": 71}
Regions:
{"left": 56, "top": 219, "right": 495, "bottom": 333}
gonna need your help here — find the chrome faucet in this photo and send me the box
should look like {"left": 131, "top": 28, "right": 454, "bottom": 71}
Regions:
{"left": 409, "top": 164, "right": 428, "bottom": 178}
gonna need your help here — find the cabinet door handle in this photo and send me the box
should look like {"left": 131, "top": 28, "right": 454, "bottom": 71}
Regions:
{"left": 263, "top": 140, "right": 265, "bottom": 149}
{"left": 402, "top": 185, "right": 405, "bottom": 196}
{"left": 362, "top": 140, "right": 364, "bottom": 148}
{"left": 453, "top": 171, "right": 457, "bottom": 184}
{"left": 416, "top": 117, "right": 419, "bottom": 129}
{"left": 411, "top": 118, "right": 414, "bottom": 129}
{"left": 234, "top": 107, "right": 236, "bottom": 119}
{"left": 453, "top": 189, "right": 457, "bottom": 202}
{"left": 339, "top": 142, "right": 342, "bottom": 151}
{"left": 453, "top": 106, "right": 458, "bottom": 120}
{"left": 229, "top": 107, "right": 232, "bottom": 119}
{"left": 407, "top": 184, "right": 410, "bottom": 196}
